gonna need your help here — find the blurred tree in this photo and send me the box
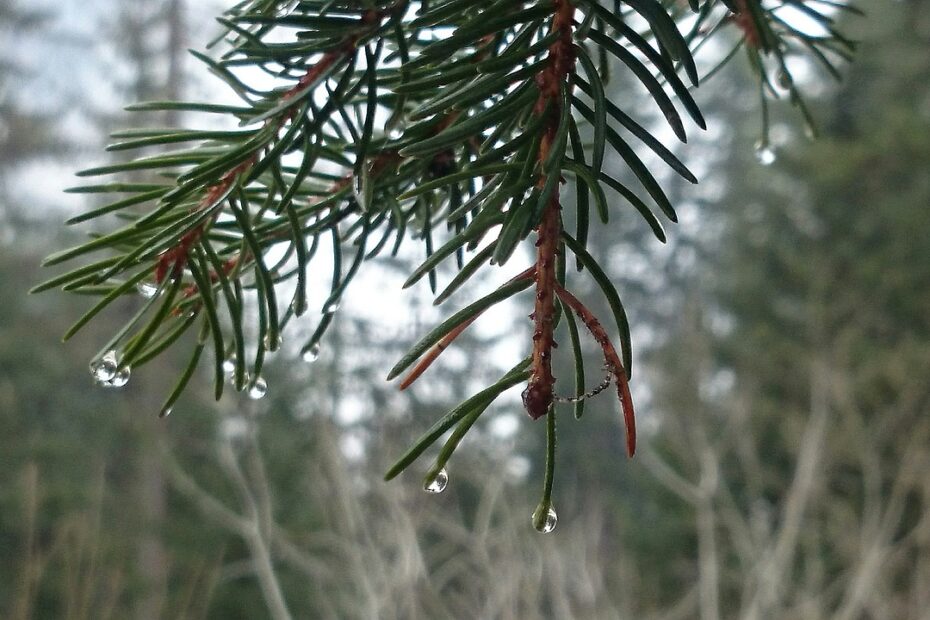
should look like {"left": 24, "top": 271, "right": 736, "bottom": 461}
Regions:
{"left": 638, "top": 1, "right": 930, "bottom": 617}
{"left": 0, "top": 1, "right": 58, "bottom": 234}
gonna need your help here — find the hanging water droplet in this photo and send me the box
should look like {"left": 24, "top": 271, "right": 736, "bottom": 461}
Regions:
{"left": 533, "top": 506, "right": 558, "bottom": 534}
{"left": 263, "top": 332, "right": 282, "bottom": 352}
{"left": 223, "top": 355, "right": 238, "bottom": 385}
{"left": 776, "top": 69, "right": 792, "bottom": 90}
{"left": 423, "top": 468, "right": 448, "bottom": 494}
{"left": 754, "top": 141, "right": 777, "bottom": 166}
{"left": 386, "top": 110, "right": 406, "bottom": 140}
{"left": 804, "top": 121, "right": 817, "bottom": 140}
{"left": 302, "top": 344, "right": 321, "bottom": 363}
{"left": 90, "top": 350, "right": 119, "bottom": 384}
{"left": 290, "top": 297, "right": 308, "bottom": 316}
{"left": 248, "top": 377, "right": 268, "bottom": 400}
{"left": 137, "top": 282, "right": 158, "bottom": 299}
{"left": 159, "top": 407, "right": 172, "bottom": 419}
{"left": 323, "top": 300, "right": 340, "bottom": 315}
{"left": 106, "top": 366, "right": 131, "bottom": 389}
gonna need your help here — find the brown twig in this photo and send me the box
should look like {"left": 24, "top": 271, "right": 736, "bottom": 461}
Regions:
{"left": 553, "top": 282, "right": 636, "bottom": 457}
{"left": 522, "top": 0, "right": 576, "bottom": 420}
{"left": 155, "top": 156, "right": 257, "bottom": 284}
{"left": 154, "top": 8, "right": 388, "bottom": 286}
{"left": 399, "top": 266, "right": 536, "bottom": 390}
{"left": 734, "top": 0, "right": 762, "bottom": 49}
{"left": 399, "top": 317, "right": 478, "bottom": 391}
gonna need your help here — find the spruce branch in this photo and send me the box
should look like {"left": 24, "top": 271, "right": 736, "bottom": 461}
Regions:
{"left": 38, "top": 0, "right": 858, "bottom": 530}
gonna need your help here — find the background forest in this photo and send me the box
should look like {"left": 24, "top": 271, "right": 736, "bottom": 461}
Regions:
{"left": 1, "top": 0, "right": 929, "bottom": 618}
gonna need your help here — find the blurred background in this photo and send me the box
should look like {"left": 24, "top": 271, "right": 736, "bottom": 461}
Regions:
{"left": 1, "top": 1, "right": 929, "bottom": 618}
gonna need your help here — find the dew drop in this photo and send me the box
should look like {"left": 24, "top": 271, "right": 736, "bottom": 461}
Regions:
{"left": 137, "top": 282, "right": 159, "bottom": 299}
{"left": 302, "top": 344, "right": 321, "bottom": 363}
{"left": 106, "top": 366, "right": 131, "bottom": 389}
{"left": 264, "top": 332, "right": 282, "bottom": 352}
{"left": 159, "top": 407, "right": 173, "bottom": 419}
{"left": 754, "top": 141, "right": 776, "bottom": 166}
{"left": 776, "top": 69, "right": 792, "bottom": 90}
{"left": 248, "top": 377, "right": 268, "bottom": 400}
{"left": 804, "top": 121, "right": 817, "bottom": 140}
{"left": 290, "top": 297, "right": 308, "bottom": 316}
{"left": 223, "top": 356, "right": 238, "bottom": 385}
{"left": 323, "top": 300, "right": 340, "bottom": 315}
{"left": 423, "top": 468, "right": 448, "bottom": 494}
{"left": 533, "top": 505, "right": 558, "bottom": 534}
{"left": 386, "top": 111, "right": 406, "bottom": 140}
{"left": 90, "top": 351, "right": 119, "bottom": 384}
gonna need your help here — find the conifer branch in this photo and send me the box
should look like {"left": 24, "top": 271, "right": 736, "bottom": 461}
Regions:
{"left": 38, "top": 0, "right": 858, "bottom": 528}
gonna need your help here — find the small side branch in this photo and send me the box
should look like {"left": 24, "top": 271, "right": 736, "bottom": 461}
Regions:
{"left": 399, "top": 266, "right": 535, "bottom": 390}
{"left": 554, "top": 282, "right": 636, "bottom": 456}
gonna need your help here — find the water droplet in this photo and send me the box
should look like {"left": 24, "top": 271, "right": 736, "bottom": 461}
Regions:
{"left": 302, "top": 344, "right": 321, "bottom": 363}
{"left": 804, "top": 121, "right": 817, "bottom": 140}
{"left": 159, "top": 407, "right": 172, "bottom": 418}
{"left": 423, "top": 468, "right": 448, "bottom": 494}
{"left": 248, "top": 377, "right": 268, "bottom": 400}
{"left": 263, "top": 332, "right": 282, "bottom": 352}
{"left": 386, "top": 112, "right": 406, "bottom": 139}
{"left": 106, "top": 366, "right": 131, "bottom": 389}
{"left": 290, "top": 297, "right": 308, "bottom": 316}
{"left": 222, "top": 356, "right": 236, "bottom": 374}
{"left": 776, "top": 69, "right": 792, "bottom": 90}
{"left": 754, "top": 141, "right": 776, "bottom": 166}
{"left": 323, "top": 300, "right": 340, "bottom": 315}
{"left": 137, "top": 282, "right": 159, "bottom": 299}
{"left": 533, "top": 505, "right": 558, "bottom": 533}
{"left": 90, "top": 351, "right": 119, "bottom": 384}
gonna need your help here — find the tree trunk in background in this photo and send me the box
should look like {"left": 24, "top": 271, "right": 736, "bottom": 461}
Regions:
{"left": 164, "top": 0, "right": 185, "bottom": 127}
{"left": 131, "top": 2, "right": 186, "bottom": 618}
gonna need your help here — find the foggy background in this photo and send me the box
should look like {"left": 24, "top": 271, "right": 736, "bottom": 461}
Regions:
{"left": 1, "top": 1, "right": 929, "bottom": 618}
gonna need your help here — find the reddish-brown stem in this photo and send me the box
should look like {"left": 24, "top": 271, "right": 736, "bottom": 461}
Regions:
{"left": 553, "top": 283, "right": 636, "bottom": 457}
{"left": 155, "top": 9, "right": 387, "bottom": 286}
{"left": 399, "top": 266, "right": 536, "bottom": 390}
{"left": 283, "top": 8, "right": 384, "bottom": 102}
{"left": 522, "top": 0, "right": 576, "bottom": 420}
{"left": 734, "top": 0, "right": 761, "bottom": 49}
{"left": 523, "top": 193, "right": 561, "bottom": 419}
{"left": 555, "top": 283, "right": 636, "bottom": 457}
{"left": 399, "top": 317, "right": 477, "bottom": 391}
{"left": 169, "top": 8, "right": 485, "bottom": 294}
{"left": 155, "top": 156, "right": 258, "bottom": 284}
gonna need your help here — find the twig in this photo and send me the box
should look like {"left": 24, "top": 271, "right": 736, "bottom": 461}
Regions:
{"left": 553, "top": 282, "right": 636, "bottom": 456}
{"left": 523, "top": 0, "right": 577, "bottom": 420}
{"left": 399, "top": 266, "right": 536, "bottom": 390}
